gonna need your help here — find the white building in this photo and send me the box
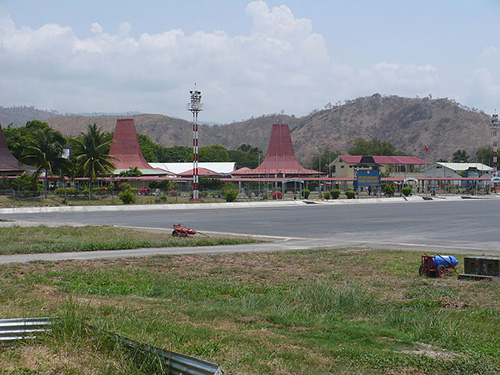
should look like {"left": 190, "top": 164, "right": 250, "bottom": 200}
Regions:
{"left": 149, "top": 162, "right": 235, "bottom": 177}
{"left": 424, "top": 162, "right": 493, "bottom": 189}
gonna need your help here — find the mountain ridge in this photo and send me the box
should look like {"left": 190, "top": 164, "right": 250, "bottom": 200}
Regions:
{"left": 0, "top": 95, "right": 493, "bottom": 164}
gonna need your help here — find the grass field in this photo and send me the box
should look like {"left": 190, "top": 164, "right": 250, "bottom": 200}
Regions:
{"left": 0, "top": 225, "right": 258, "bottom": 255}
{"left": 1, "top": 248, "right": 499, "bottom": 374}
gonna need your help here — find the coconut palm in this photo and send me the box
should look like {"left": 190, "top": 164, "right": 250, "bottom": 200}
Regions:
{"left": 21, "top": 128, "right": 68, "bottom": 194}
{"left": 72, "top": 124, "right": 116, "bottom": 198}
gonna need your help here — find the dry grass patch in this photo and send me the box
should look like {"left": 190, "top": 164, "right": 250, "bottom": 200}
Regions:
{"left": 1, "top": 248, "right": 499, "bottom": 374}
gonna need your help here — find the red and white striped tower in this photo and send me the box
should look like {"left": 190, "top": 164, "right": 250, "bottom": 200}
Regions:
{"left": 492, "top": 113, "right": 499, "bottom": 175}
{"left": 187, "top": 87, "right": 203, "bottom": 201}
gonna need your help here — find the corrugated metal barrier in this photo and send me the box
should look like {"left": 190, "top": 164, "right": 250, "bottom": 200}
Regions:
{"left": 0, "top": 317, "right": 52, "bottom": 342}
{"left": 0, "top": 318, "right": 223, "bottom": 375}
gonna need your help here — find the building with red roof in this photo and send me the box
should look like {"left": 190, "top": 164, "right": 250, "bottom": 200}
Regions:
{"left": 108, "top": 119, "right": 170, "bottom": 176}
{"left": 330, "top": 155, "right": 428, "bottom": 182}
{"left": 232, "top": 123, "right": 319, "bottom": 178}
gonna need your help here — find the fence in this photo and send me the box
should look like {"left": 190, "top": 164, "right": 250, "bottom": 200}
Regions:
{"left": 0, "top": 317, "right": 223, "bottom": 375}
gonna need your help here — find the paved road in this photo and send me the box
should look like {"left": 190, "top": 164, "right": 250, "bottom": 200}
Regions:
{"left": 1, "top": 197, "right": 499, "bottom": 263}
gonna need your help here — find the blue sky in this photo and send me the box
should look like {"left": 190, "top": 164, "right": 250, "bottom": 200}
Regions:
{"left": 0, "top": 0, "right": 499, "bottom": 123}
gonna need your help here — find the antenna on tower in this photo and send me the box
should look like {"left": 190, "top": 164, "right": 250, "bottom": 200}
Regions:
{"left": 491, "top": 112, "right": 499, "bottom": 176}
{"left": 187, "top": 85, "right": 204, "bottom": 201}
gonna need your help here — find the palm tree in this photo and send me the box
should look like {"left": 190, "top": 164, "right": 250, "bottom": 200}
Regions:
{"left": 21, "top": 128, "right": 68, "bottom": 194}
{"left": 72, "top": 124, "right": 116, "bottom": 199}
{"left": 119, "top": 166, "right": 143, "bottom": 177}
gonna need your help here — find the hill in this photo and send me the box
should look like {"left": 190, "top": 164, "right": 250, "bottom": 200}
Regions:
{"left": 0, "top": 95, "right": 493, "bottom": 164}
{"left": 288, "top": 94, "right": 491, "bottom": 163}
{"left": 0, "top": 106, "right": 62, "bottom": 127}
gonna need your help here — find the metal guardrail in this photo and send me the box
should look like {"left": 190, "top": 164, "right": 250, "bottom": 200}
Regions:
{"left": 0, "top": 318, "right": 223, "bottom": 375}
{"left": 113, "top": 334, "right": 223, "bottom": 375}
{"left": 0, "top": 317, "right": 52, "bottom": 342}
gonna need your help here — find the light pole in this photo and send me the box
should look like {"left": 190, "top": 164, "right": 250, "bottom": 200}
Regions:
{"left": 187, "top": 86, "right": 203, "bottom": 201}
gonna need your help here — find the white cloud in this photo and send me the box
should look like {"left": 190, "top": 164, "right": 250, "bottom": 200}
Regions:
{"left": 0, "top": 2, "right": 448, "bottom": 123}
{"left": 465, "top": 68, "right": 500, "bottom": 112}
{"left": 481, "top": 46, "right": 500, "bottom": 60}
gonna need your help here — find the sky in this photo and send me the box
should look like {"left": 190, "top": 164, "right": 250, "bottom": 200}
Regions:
{"left": 0, "top": 0, "right": 499, "bottom": 124}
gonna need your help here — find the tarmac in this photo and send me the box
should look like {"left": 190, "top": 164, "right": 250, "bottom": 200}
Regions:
{"left": 0, "top": 193, "right": 486, "bottom": 215}
{"left": 0, "top": 194, "right": 498, "bottom": 264}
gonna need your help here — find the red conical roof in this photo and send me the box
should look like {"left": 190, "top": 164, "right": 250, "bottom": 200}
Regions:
{"left": 108, "top": 119, "right": 153, "bottom": 170}
{"left": 0, "top": 124, "right": 35, "bottom": 174}
{"left": 251, "top": 124, "right": 318, "bottom": 175}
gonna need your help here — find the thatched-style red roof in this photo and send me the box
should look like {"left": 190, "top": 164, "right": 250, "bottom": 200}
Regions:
{"left": 108, "top": 119, "right": 153, "bottom": 170}
{"left": 232, "top": 124, "right": 318, "bottom": 176}
{"left": 0, "top": 125, "right": 35, "bottom": 174}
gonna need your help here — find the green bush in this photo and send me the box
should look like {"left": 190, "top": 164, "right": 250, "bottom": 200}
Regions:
{"left": 119, "top": 182, "right": 131, "bottom": 192}
{"left": 402, "top": 186, "right": 412, "bottom": 196}
{"left": 345, "top": 190, "right": 356, "bottom": 199}
{"left": 308, "top": 181, "right": 319, "bottom": 191}
{"left": 159, "top": 195, "right": 167, "bottom": 202}
{"left": 323, "top": 191, "right": 331, "bottom": 200}
{"left": 330, "top": 189, "right": 341, "bottom": 199}
{"left": 302, "top": 189, "right": 310, "bottom": 199}
{"left": 92, "top": 186, "right": 109, "bottom": 195}
{"left": 383, "top": 183, "right": 395, "bottom": 196}
{"left": 55, "top": 188, "right": 78, "bottom": 196}
{"left": 223, "top": 189, "right": 238, "bottom": 202}
{"left": 119, "top": 189, "right": 136, "bottom": 204}
{"left": 11, "top": 173, "right": 41, "bottom": 192}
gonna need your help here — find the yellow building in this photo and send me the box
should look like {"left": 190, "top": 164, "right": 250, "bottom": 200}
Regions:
{"left": 330, "top": 155, "right": 428, "bottom": 180}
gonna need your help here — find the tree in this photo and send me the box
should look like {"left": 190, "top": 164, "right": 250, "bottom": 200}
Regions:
{"left": 21, "top": 127, "right": 68, "bottom": 194}
{"left": 230, "top": 144, "right": 264, "bottom": 169}
{"left": 452, "top": 149, "right": 470, "bottom": 163}
{"left": 199, "top": 177, "right": 224, "bottom": 191}
{"left": 164, "top": 146, "right": 192, "bottom": 162}
{"left": 347, "top": 138, "right": 396, "bottom": 156}
{"left": 475, "top": 146, "right": 492, "bottom": 166}
{"left": 309, "top": 148, "right": 339, "bottom": 173}
{"left": 71, "top": 124, "right": 116, "bottom": 196}
{"left": 228, "top": 150, "right": 259, "bottom": 169}
{"left": 238, "top": 144, "right": 263, "bottom": 158}
{"left": 199, "top": 145, "right": 230, "bottom": 162}
{"left": 119, "top": 166, "right": 143, "bottom": 177}
{"left": 10, "top": 173, "right": 41, "bottom": 192}
{"left": 137, "top": 134, "right": 171, "bottom": 162}
{"left": 4, "top": 120, "right": 52, "bottom": 160}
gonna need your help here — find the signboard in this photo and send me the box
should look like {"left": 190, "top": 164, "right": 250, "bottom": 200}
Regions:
{"left": 356, "top": 169, "right": 380, "bottom": 187}
{"left": 61, "top": 146, "right": 70, "bottom": 160}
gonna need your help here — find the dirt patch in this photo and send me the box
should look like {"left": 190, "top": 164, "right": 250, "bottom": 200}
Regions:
{"left": 400, "top": 342, "right": 458, "bottom": 360}
{"left": 439, "top": 297, "right": 470, "bottom": 310}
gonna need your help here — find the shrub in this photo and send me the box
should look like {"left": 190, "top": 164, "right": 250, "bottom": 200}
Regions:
{"left": 346, "top": 190, "right": 356, "bottom": 199}
{"left": 55, "top": 188, "right": 78, "bottom": 196}
{"left": 308, "top": 181, "right": 319, "bottom": 191}
{"left": 323, "top": 191, "right": 331, "bottom": 200}
{"left": 383, "top": 183, "right": 395, "bottom": 196}
{"left": 92, "top": 186, "right": 108, "bottom": 195}
{"left": 402, "top": 186, "right": 412, "bottom": 196}
{"left": 302, "top": 189, "right": 310, "bottom": 199}
{"left": 330, "top": 189, "right": 341, "bottom": 199}
{"left": 119, "top": 189, "right": 136, "bottom": 204}
{"left": 223, "top": 189, "right": 238, "bottom": 202}
{"left": 271, "top": 191, "right": 283, "bottom": 200}
{"left": 167, "top": 190, "right": 179, "bottom": 197}
{"left": 119, "top": 182, "right": 131, "bottom": 191}
{"left": 11, "top": 173, "right": 41, "bottom": 192}
{"left": 159, "top": 195, "right": 167, "bottom": 202}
